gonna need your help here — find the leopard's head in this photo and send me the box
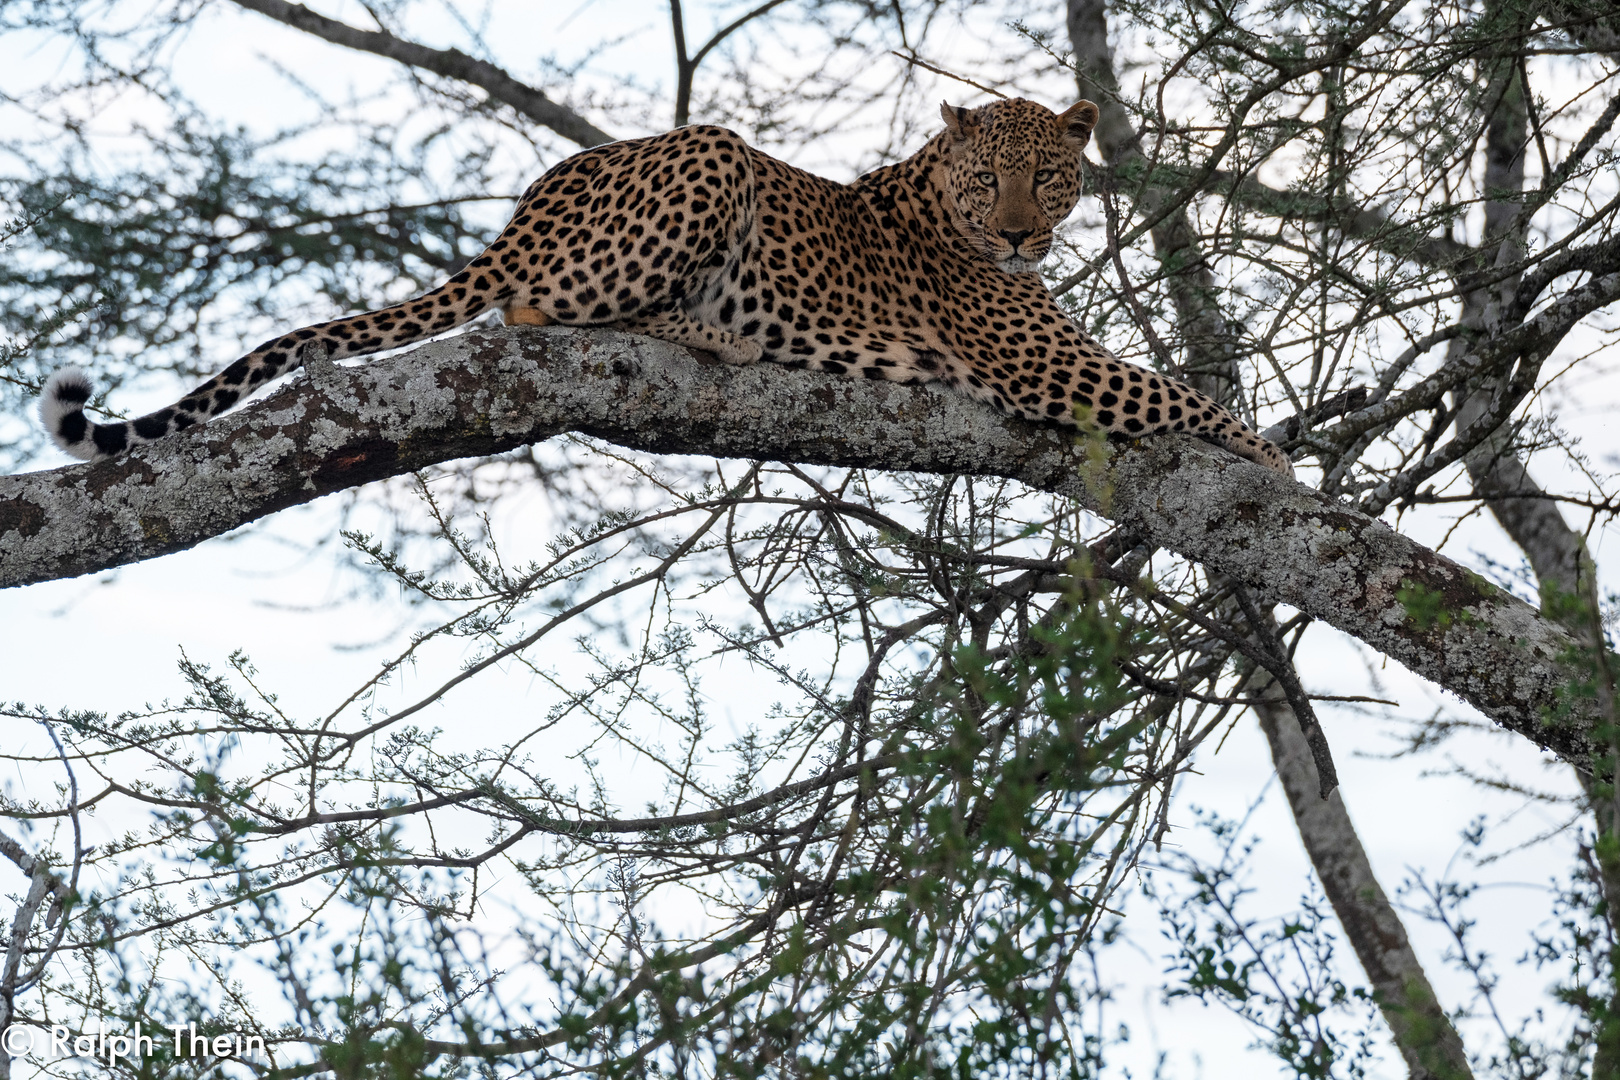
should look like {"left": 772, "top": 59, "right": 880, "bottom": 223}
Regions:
{"left": 939, "top": 98, "right": 1099, "bottom": 273}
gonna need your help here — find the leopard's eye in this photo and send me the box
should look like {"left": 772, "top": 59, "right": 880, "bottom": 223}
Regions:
{"left": 1033, "top": 168, "right": 1056, "bottom": 183}
{"left": 976, "top": 171, "right": 997, "bottom": 186}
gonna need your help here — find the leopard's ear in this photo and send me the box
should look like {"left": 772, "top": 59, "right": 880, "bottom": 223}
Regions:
{"left": 1058, "top": 100, "right": 1100, "bottom": 148}
{"left": 940, "top": 101, "right": 979, "bottom": 143}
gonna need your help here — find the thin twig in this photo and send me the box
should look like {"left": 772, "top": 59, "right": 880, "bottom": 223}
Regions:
{"left": 1098, "top": 181, "right": 1180, "bottom": 375}
{"left": 890, "top": 51, "right": 1008, "bottom": 99}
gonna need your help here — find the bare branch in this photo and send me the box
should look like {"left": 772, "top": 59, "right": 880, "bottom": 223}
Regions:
{"left": 1328, "top": 268, "right": 1620, "bottom": 449}
{"left": 227, "top": 0, "right": 614, "bottom": 147}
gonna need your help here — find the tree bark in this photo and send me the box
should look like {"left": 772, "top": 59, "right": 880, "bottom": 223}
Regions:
{"left": 0, "top": 324, "right": 1608, "bottom": 767}
{"left": 1450, "top": 16, "right": 1620, "bottom": 1067}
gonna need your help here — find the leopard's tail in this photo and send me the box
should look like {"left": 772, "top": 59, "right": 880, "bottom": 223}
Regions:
{"left": 40, "top": 265, "right": 505, "bottom": 461}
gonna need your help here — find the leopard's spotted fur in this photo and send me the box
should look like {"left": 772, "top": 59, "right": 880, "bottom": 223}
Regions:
{"left": 41, "top": 98, "right": 1292, "bottom": 476}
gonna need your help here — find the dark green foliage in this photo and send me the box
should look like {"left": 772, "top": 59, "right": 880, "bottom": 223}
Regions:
{"left": 1152, "top": 815, "right": 1381, "bottom": 1079}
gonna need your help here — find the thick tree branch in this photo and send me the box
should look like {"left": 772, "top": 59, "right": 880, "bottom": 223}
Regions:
{"left": 228, "top": 0, "right": 614, "bottom": 148}
{"left": 0, "top": 325, "right": 1606, "bottom": 768}
{"left": 1452, "top": 29, "right": 1620, "bottom": 1061}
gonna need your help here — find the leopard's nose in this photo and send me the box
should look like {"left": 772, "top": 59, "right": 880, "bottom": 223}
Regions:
{"left": 998, "top": 229, "right": 1033, "bottom": 250}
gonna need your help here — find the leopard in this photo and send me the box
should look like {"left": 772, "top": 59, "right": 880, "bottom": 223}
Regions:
{"left": 40, "top": 97, "right": 1292, "bottom": 477}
